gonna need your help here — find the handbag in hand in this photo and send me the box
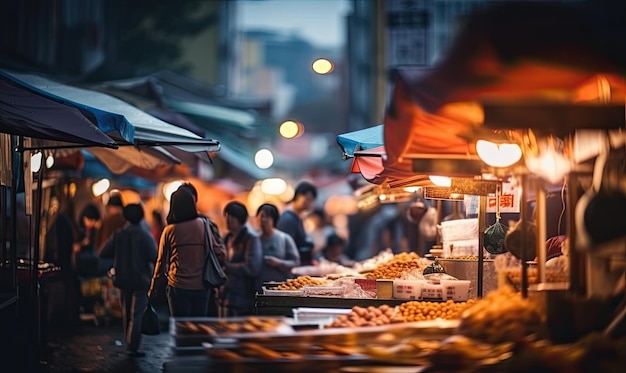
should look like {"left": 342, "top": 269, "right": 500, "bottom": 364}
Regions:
{"left": 202, "top": 218, "right": 228, "bottom": 288}
{"left": 141, "top": 302, "right": 160, "bottom": 335}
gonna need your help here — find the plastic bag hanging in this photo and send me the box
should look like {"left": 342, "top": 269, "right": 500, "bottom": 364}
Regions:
{"left": 484, "top": 184, "right": 509, "bottom": 255}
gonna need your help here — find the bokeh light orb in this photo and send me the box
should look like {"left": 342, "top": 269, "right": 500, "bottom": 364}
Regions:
{"left": 312, "top": 58, "right": 334, "bottom": 74}
{"left": 279, "top": 120, "right": 300, "bottom": 139}
{"left": 254, "top": 148, "right": 274, "bottom": 169}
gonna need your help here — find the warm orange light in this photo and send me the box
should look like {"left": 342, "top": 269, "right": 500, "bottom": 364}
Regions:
{"left": 279, "top": 120, "right": 301, "bottom": 139}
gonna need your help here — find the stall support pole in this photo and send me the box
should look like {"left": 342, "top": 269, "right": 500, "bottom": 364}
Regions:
{"left": 536, "top": 182, "right": 547, "bottom": 283}
{"left": 477, "top": 196, "right": 486, "bottom": 298}
{"left": 519, "top": 174, "right": 529, "bottom": 298}
{"left": 567, "top": 172, "right": 586, "bottom": 295}
{"left": 32, "top": 157, "right": 44, "bottom": 348}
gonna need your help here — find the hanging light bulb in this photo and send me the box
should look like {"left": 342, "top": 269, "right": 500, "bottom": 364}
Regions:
{"left": 428, "top": 175, "right": 452, "bottom": 187}
{"left": 46, "top": 154, "right": 55, "bottom": 169}
{"left": 31, "top": 151, "right": 42, "bottom": 173}
{"left": 163, "top": 180, "right": 183, "bottom": 201}
{"left": 261, "top": 178, "right": 287, "bottom": 195}
{"left": 526, "top": 138, "right": 571, "bottom": 184}
{"left": 476, "top": 140, "right": 522, "bottom": 167}
{"left": 92, "top": 178, "right": 110, "bottom": 197}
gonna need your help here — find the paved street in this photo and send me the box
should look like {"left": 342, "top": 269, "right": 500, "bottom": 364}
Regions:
{"left": 38, "top": 303, "right": 175, "bottom": 373}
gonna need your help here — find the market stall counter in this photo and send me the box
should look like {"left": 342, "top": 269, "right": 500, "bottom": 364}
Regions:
{"left": 255, "top": 294, "right": 408, "bottom": 316}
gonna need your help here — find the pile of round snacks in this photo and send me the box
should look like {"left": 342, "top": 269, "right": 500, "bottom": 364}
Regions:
{"left": 327, "top": 305, "right": 402, "bottom": 328}
{"left": 275, "top": 276, "right": 326, "bottom": 290}
{"left": 364, "top": 252, "right": 422, "bottom": 279}
{"left": 457, "top": 286, "right": 544, "bottom": 344}
{"left": 445, "top": 255, "right": 481, "bottom": 260}
{"left": 398, "top": 299, "right": 476, "bottom": 322}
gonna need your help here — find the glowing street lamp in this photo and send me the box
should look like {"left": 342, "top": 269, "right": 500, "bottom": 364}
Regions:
{"left": 279, "top": 120, "right": 301, "bottom": 139}
{"left": 312, "top": 58, "right": 334, "bottom": 74}
{"left": 254, "top": 149, "right": 274, "bottom": 169}
{"left": 476, "top": 139, "right": 522, "bottom": 168}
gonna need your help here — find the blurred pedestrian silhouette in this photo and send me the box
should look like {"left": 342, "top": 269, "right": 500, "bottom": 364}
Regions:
{"left": 221, "top": 201, "right": 262, "bottom": 316}
{"left": 277, "top": 181, "right": 317, "bottom": 265}
{"left": 100, "top": 203, "right": 157, "bottom": 357}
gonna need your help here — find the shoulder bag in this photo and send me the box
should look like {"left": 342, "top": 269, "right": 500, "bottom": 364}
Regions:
{"left": 202, "top": 218, "right": 228, "bottom": 288}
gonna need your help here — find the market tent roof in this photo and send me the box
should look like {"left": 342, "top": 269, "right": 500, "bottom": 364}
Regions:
{"left": 100, "top": 73, "right": 349, "bottom": 183}
{"left": 336, "top": 124, "right": 384, "bottom": 159}
{"left": 4, "top": 70, "right": 220, "bottom": 173}
{"left": 0, "top": 69, "right": 134, "bottom": 144}
{"left": 384, "top": 0, "right": 626, "bottom": 177}
{"left": 397, "top": 0, "right": 626, "bottom": 114}
{"left": 0, "top": 72, "right": 116, "bottom": 148}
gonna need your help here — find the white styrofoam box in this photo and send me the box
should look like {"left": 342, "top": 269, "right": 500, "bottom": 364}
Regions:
{"left": 442, "top": 239, "right": 479, "bottom": 258}
{"left": 302, "top": 286, "right": 345, "bottom": 298}
{"left": 440, "top": 280, "right": 471, "bottom": 301}
{"left": 439, "top": 218, "right": 478, "bottom": 242}
{"left": 420, "top": 283, "right": 444, "bottom": 300}
{"left": 292, "top": 307, "right": 352, "bottom": 323}
{"left": 393, "top": 280, "right": 425, "bottom": 300}
{"left": 263, "top": 286, "right": 304, "bottom": 297}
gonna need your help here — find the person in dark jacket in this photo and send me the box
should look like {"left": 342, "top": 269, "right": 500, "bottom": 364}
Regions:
{"left": 221, "top": 201, "right": 262, "bottom": 316}
{"left": 277, "top": 181, "right": 317, "bottom": 265}
{"left": 100, "top": 204, "right": 157, "bottom": 358}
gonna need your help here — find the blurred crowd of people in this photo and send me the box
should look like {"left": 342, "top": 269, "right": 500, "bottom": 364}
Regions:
{"left": 40, "top": 179, "right": 381, "bottom": 357}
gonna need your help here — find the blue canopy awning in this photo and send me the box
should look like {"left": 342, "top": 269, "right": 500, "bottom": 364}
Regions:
{"left": 0, "top": 70, "right": 135, "bottom": 144}
{"left": 0, "top": 73, "right": 117, "bottom": 148}
{"left": 2, "top": 70, "right": 220, "bottom": 173}
{"left": 336, "top": 124, "right": 384, "bottom": 159}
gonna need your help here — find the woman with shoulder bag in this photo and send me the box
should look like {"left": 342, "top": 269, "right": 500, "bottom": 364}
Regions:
{"left": 148, "top": 188, "right": 224, "bottom": 317}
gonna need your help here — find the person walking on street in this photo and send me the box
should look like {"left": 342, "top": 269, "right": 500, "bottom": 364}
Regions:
{"left": 221, "top": 201, "right": 262, "bottom": 316}
{"left": 148, "top": 189, "right": 225, "bottom": 317}
{"left": 255, "top": 203, "right": 300, "bottom": 292}
{"left": 277, "top": 181, "right": 317, "bottom": 265}
{"left": 99, "top": 204, "right": 157, "bottom": 358}
{"left": 176, "top": 182, "right": 225, "bottom": 317}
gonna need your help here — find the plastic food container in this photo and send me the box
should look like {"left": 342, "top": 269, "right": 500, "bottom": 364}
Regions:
{"left": 440, "top": 279, "right": 471, "bottom": 301}
{"left": 392, "top": 280, "right": 424, "bottom": 300}
{"left": 262, "top": 286, "right": 304, "bottom": 297}
{"left": 302, "top": 286, "right": 345, "bottom": 298}
{"left": 292, "top": 307, "right": 352, "bottom": 323}
{"left": 376, "top": 280, "right": 394, "bottom": 299}
{"left": 420, "top": 283, "right": 444, "bottom": 300}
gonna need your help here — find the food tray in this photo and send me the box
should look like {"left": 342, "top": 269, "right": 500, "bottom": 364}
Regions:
{"left": 205, "top": 318, "right": 459, "bottom": 351}
{"left": 262, "top": 286, "right": 305, "bottom": 297}
{"left": 302, "top": 285, "right": 345, "bottom": 298}
{"left": 203, "top": 341, "right": 372, "bottom": 373}
{"left": 171, "top": 316, "right": 293, "bottom": 347}
{"left": 292, "top": 307, "right": 352, "bottom": 323}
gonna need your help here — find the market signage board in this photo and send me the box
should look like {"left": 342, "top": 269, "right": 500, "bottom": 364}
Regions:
{"left": 464, "top": 182, "right": 521, "bottom": 214}
{"left": 386, "top": 0, "right": 430, "bottom": 66}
